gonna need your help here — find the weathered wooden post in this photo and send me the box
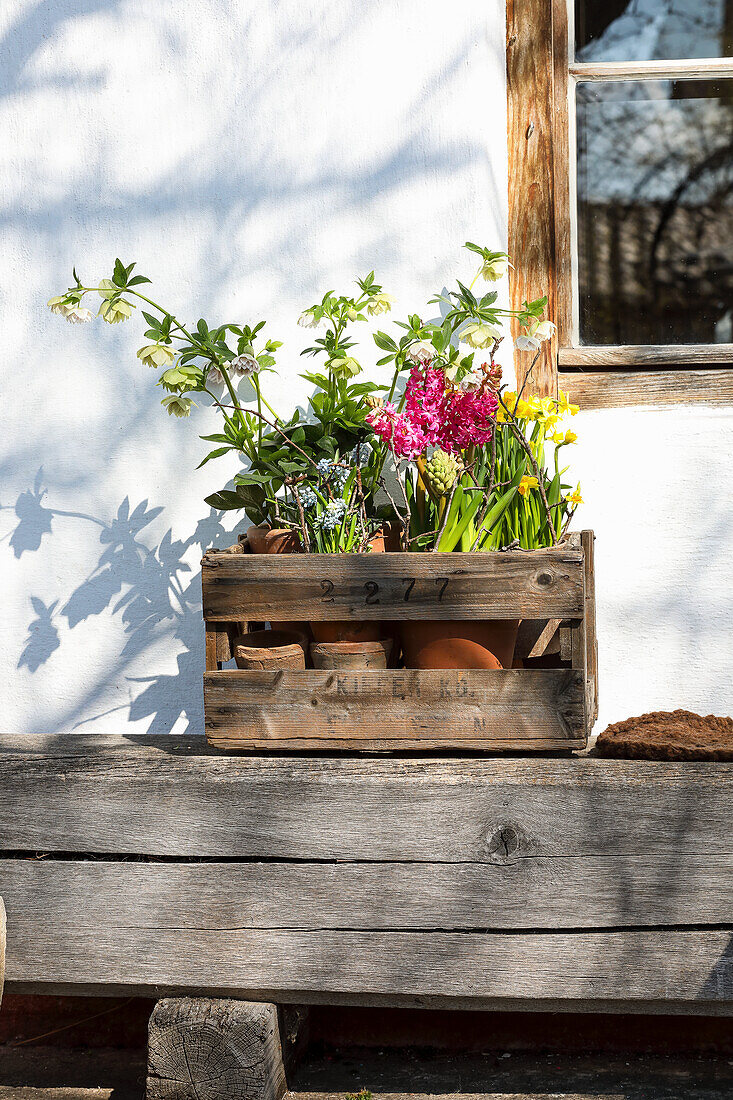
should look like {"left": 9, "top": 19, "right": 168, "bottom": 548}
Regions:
{"left": 0, "top": 897, "right": 5, "bottom": 1006}
{"left": 147, "top": 999, "right": 304, "bottom": 1100}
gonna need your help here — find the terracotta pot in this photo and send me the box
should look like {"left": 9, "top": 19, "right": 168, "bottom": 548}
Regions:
{"left": 310, "top": 620, "right": 383, "bottom": 644}
{"left": 400, "top": 619, "right": 519, "bottom": 671}
{"left": 233, "top": 629, "right": 307, "bottom": 670}
{"left": 366, "top": 522, "right": 401, "bottom": 553}
{"left": 310, "top": 639, "right": 393, "bottom": 670}
{"left": 246, "top": 525, "right": 301, "bottom": 555}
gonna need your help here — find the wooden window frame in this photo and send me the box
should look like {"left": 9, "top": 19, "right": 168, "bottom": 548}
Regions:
{"left": 506, "top": 0, "right": 733, "bottom": 407}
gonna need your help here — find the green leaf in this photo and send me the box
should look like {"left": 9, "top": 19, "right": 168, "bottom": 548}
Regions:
{"left": 204, "top": 489, "right": 245, "bottom": 511}
{"left": 200, "top": 432, "right": 233, "bottom": 444}
{"left": 373, "top": 331, "right": 397, "bottom": 352}
{"left": 112, "top": 258, "right": 127, "bottom": 287}
{"left": 197, "top": 446, "right": 232, "bottom": 469}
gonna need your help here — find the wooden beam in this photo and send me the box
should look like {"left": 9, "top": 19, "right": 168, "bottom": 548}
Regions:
{"left": 570, "top": 59, "right": 733, "bottom": 81}
{"left": 558, "top": 370, "right": 733, "bottom": 409}
{"left": 1, "top": 737, "right": 732, "bottom": 862}
{"left": 203, "top": 668, "right": 585, "bottom": 751}
{"left": 5, "top": 917, "right": 733, "bottom": 1010}
{"left": 559, "top": 345, "right": 733, "bottom": 368}
{"left": 0, "top": 897, "right": 5, "bottom": 1006}
{"left": 506, "top": 0, "right": 564, "bottom": 395}
{"left": 202, "top": 547, "right": 585, "bottom": 622}
{"left": 3, "top": 853, "right": 732, "bottom": 933}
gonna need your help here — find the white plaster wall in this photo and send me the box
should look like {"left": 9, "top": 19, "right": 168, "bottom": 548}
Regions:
{"left": 0, "top": 0, "right": 730, "bottom": 737}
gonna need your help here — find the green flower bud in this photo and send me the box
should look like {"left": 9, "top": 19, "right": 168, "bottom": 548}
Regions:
{"left": 424, "top": 450, "right": 462, "bottom": 499}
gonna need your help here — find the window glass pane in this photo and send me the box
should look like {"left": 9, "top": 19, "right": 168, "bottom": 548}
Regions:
{"left": 576, "top": 79, "right": 733, "bottom": 345}
{"left": 575, "top": 0, "right": 733, "bottom": 62}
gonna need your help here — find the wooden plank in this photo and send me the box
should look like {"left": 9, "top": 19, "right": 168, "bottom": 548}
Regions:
{"left": 203, "top": 668, "right": 585, "bottom": 750}
{"left": 558, "top": 369, "right": 733, "bottom": 409}
{"left": 1, "top": 737, "right": 732, "bottom": 861}
{"left": 582, "top": 530, "right": 598, "bottom": 725}
{"left": 4, "top": 912, "right": 733, "bottom": 1007}
{"left": 148, "top": 999, "right": 286, "bottom": 1100}
{"left": 550, "top": 0, "right": 572, "bottom": 350}
{"left": 559, "top": 345, "right": 733, "bottom": 367}
{"left": 206, "top": 624, "right": 221, "bottom": 672}
{"left": 202, "top": 549, "right": 585, "bottom": 622}
{"left": 527, "top": 618, "right": 563, "bottom": 659}
{"left": 3, "top": 854, "right": 732, "bottom": 932}
{"left": 570, "top": 59, "right": 733, "bottom": 81}
{"left": 0, "top": 896, "right": 5, "bottom": 1005}
{"left": 506, "top": 0, "right": 560, "bottom": 395}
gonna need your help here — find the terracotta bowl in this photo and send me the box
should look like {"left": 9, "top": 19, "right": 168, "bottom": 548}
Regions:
{"left": 233, "top": 629, "right": 308, "bottom": 670}
{"left": 310, "top": 639, "right": 393, "bottom": 670}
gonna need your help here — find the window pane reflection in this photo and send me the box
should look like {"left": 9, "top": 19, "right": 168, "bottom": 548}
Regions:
{"left": 576, "top": 79, "right": 733, "bottom": 345}
{"left": 575, "top": 0, "right": 733, "bottom": 63}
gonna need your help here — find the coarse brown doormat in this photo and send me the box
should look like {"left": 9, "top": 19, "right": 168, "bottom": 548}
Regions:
{"left": 594, "top": 709, "right": 733, "bottom": 761}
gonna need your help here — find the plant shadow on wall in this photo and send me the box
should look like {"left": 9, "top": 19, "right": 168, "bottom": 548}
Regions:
{"left": 6, "top": 469, "right": 240, "bottom": 734}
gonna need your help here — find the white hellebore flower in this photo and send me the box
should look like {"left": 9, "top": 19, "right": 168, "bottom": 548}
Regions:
{"left": 406, "top": 339, "right": 435, "bottom": 364}
{"left": 367, "top": 293, "right": 394, "bottom": 317}
{"left": 162, "top": 395, "right": 192, "bottom": 418}
{"left": 137, "top": 344, "right": 175, "bottom": 368}
{"left": 515, "top": 333, "right": 541, "bottom": 351}
{"left": 515, "top": 318, "right": 556, "bottom": 352}
{"left": 65, "top": 305, "right": 93, "bottom": 324}
{"left": 229, "top": 353, "right": 259, "bottom": 376}
{"left": 330, "top": 355, "right": 361, "bottom": 378}
{"left": 478, "top": 254, "right": 510, "bottom": 282}
{"left": 462, "top": 321, "right": 501, "bottom": 349}
{"left": 207, "top": 364, "right": 225, "bottom": 385}
{"left": 531, "top": 319, "right": 556, "bottom": 342}
{"left": 48, "top": 295, "right": 71, "bottom": 316}
{"left": 298, "top": 311, "right": 320, "bottom": 328}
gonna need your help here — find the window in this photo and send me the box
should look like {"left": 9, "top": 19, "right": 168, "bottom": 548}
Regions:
{"left": 506, "top": 0, "right": 733, "bottom": 406}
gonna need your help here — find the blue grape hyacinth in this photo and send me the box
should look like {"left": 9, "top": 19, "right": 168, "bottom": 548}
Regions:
{"left": 318, "top": 499, "right": 346, "bottom": 530}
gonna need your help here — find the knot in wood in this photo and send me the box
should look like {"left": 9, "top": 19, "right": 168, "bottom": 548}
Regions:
{"left": 485, "top": 823, "right": 524, "bottom": 863}
{"left": 535, "top": 570, "right": 553, "bottom": 587}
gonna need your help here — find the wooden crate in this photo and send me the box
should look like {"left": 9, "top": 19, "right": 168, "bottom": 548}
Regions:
{"left": 201, "top": 530, "right": 597, "bottom": 752}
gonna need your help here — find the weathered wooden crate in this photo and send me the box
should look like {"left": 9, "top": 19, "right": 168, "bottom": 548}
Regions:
{"left": 201, "top": 530, "right": 597, "bottom": 752}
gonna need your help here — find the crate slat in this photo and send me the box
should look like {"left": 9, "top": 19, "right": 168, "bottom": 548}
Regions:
{"left": 204, "top": 668, "right": 585, "bottom": 750}
{"left": 202, "top": 548, "right": 585, "bottom": 622}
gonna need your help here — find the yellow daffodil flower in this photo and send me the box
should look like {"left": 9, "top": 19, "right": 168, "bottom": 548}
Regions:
{"left": 564, "top": 430, "right": 578, "bottom": 445}
{"left": 518, "top": 475, "right": 539, "bottom": 497}
{"left": 567, "top": 485, "right": 583, "bottom": 506}
{"left": 557, "top": 390, "right": 579, "bottom": 416}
